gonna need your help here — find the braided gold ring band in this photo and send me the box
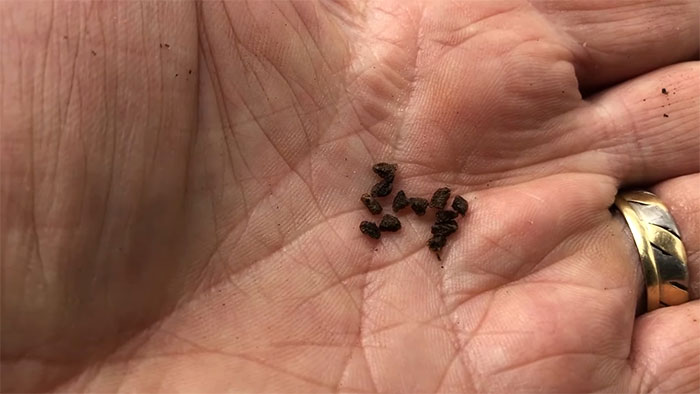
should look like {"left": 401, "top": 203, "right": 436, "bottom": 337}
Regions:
{"left": 614, "top": 190, "right": 689, "bottom": 312}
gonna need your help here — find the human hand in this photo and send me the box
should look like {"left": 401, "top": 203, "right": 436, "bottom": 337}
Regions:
{"left": 2, "top": 0, "right": 698, "bottom": 392}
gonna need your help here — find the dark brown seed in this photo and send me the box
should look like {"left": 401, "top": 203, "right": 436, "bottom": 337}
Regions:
{"left": 360, "top": 193, "right": 382, "bottom": 215}
{"left": 392, "top": 190, "right": 409, "bottom": 212}
{"left": 436, "top": 210, "right": 458, "bottom": 222}
{"left": 409, "top": 197, "right": 429, "bottom": 216}
{"left": 371, "top": 179, "right": 393, "bottom": 197}
{"left": 452, "top": 195, "right": 468, "bottom": 216}
{"left": 431, "top": 220, "right": 458, "bottom": 236}
{"left": 427, "top": 235, "right": 447, "bottom": 252}
{"left": 360, "top": 221, "right": 381, "bottom": 239}
{"left": 429, "top": 187, "right": 451, "bottom": 209}
{"left": 379, "top": 214, "right": 401, "bottom": 232}
{"left": 372, "top": 163, "right": 397, "bottom": 180}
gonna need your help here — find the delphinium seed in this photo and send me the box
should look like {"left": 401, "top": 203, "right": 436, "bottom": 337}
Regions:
{"left": 431, "top": 220, "right": 458, "bottom": 237}
{"left": 361, "top": 193, "right": 383, "bottom": 215}
{"left": 427, "top": 235, "right": 447, "bottom": 253}
{"left": 379, "top": 214, "right": 401, "bottom": 232}
{"left": 429, "top": 187, "right": 451, "bottom": 209}
{"left": 452, "top": 195, "right": 468, "bottom": 216}
{"left": 371, "top": 179, "right": 393, "bottom": 197}
{"left": 360, "top": 221, "right": 381, "bottom": 239}
{"left": 435, "top": 210, "right": 458, "bottom": 222}
{"left": 409, "top": 197, "right": 429, "bottom": 216}
{"left": 372, "top": 162, "right": 397, "bottom": 181}
{"left": 392, "top": 190, "right": 409, "bottom": 212}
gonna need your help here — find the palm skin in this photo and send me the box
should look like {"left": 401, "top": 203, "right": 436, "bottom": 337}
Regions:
{"left": 2, "top": 0, "right": 699, "bottom": 392}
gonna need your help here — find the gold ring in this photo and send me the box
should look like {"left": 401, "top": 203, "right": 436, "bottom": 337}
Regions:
{"left": 614, "top": 190, "right": 689, "bottom": 312}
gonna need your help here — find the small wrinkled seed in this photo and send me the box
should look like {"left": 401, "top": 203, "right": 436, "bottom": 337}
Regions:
{"left": 392, "top": 190, "right": 409, "bottom": 212}
{"left": 429, "top": 187, "right": 451, "bottom": 209}
{"left": 452, "top": 195, "right": 468, "bottom": 216}
{"left": 360, "top": 221, "right": 381, "bottom": 239}
{"left": 409, "top": 197, "right": 429, "bottom": 216}
{"left": 361, "top": 193, "right": 383, "bottom": 215}
{"left": 431, "top": 220, "right": 458, "bottom": 236}
{"left": 436, "top": 210, "right": 458, "bottom": 222}
{"left": 428, "top": 235, "right": 447, "bottom": 252}
{"left": 371, "top": 179, "right": 393, "bottom": 197}
{"left": 379, "top": 214, "right": 401, "bottom": 232}
{"left": 372, "top": 163, "right": 397, "bottom": 179}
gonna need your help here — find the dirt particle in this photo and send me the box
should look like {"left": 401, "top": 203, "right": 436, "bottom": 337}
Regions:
{"left": 409, "top": 197, "right": 429, "bottom": 216}
{"left": 164, "top": 43, "right": 170, "bottom": 48}
{"left": 188, "top": 69, "right": 192, "bottom": 75}
{"left": 360, "top": 193, "right": 382, "bottom": 215}
{"left": 360, "top": 221, "right": 381, "bottom": 239}
{"left": 379, "top": 214, "right": 401, "bottom": 232}
{"left": 90, "top": 50, "right": 97, "bottom": 56}
{"left": 452, "top": 196, "right": 468, "bottom": 216}
{"left": 392, "top": 190, "right": 409, "bottom": 212}
{"left": 663, "top": 114, "right": 669, "bottom": 118}
{"left": 175, "top": 73, "right": 179, "bottom": 77}
{"left": 661, "top": 88, "right": 668, "bottom": 95}
{"left": 429, "top": 187, "right": 451, "bottom": 209}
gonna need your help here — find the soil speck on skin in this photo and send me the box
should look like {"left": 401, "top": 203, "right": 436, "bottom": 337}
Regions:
{"left": 91, "top": 50, "right": 97, "bottom": 56}
{"left": 164, "top": 43, "right": 170, "bottom": 48}
{"left": 360, "top": 221, "right": 381, "bottom": 239}
{"left": 188, "top": 69, "right": 192, "bottom": 74}
{"left": 661, "top": 88, "right": 668, "bottom": 95}
{"left": 175, "top": 73, "right": 178, "bottom": 77}
{"left": 663, "top": 114, "right": 669, "bottom": 118}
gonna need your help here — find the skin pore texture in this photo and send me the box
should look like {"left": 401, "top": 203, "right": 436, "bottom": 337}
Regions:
{"left": 1, "top": 0, "right": 699, "bottom": 392}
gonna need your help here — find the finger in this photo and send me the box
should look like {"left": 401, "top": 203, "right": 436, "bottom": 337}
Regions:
{"left": 532, "top": 0, "right": 699, "bottom": 89}
{"left": 625, "top": 301, "right": 700, "bottom": 392}
{"left": 620, "top": 175, "right": 700, "bottom": 391}
{"left": 652, "top": 174, "right": 700, "bottom": 299}
{"left": 573, "top": 61, "right": 700, "bottom": 185}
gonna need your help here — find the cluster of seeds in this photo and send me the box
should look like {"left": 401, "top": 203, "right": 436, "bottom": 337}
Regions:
{"left": 359, "top": 163, "right": 401, "bottom": 239}
{"left": 358, "top": 163, "right": 469, "bottom": 260}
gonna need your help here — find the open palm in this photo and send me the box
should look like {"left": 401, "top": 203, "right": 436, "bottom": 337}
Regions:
{"left": 2, "top": 1, "right": 699, "bottom": 392}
